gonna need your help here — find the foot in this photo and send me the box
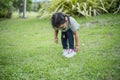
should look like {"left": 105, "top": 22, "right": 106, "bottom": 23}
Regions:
{"left": 65, "top": 49, "right": 76, "bottom": 58}
{"left": 62, "top": 49, "right": 69, "bottom": 56}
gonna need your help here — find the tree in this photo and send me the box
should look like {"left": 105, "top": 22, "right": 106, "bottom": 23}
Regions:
{"left": 0, "top": 0, "right": 13, "bottom": 18}
{"left": 23, "top": 0, "right": 27, "bottom": 18}
{"left": 13, "top": 0, "right": 32, "bottom": 17}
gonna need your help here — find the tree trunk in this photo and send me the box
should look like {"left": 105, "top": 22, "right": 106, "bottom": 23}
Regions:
{"left": 23, "top": 0, "right": 27, "bottom": 18}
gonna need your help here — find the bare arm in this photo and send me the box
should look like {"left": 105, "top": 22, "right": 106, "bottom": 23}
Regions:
{"left": 74, "top": 30, "right": 79, "bottom": 51}
{"left": 54, "top": 30, "right": 59, "bottom": 43}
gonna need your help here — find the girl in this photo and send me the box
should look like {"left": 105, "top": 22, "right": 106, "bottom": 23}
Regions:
{"left": 51, "top": 12, "right": 80, "bottom": 58}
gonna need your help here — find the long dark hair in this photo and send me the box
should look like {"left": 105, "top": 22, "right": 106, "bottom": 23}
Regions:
{"left": 51, "top": 12, "right": 70, "bottom": 29}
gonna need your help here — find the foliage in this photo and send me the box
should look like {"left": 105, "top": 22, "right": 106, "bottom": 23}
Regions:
{"left": 12, "top": 0, "right": 32, "bottom": 11}
{"left": 0, "top": 0, "right": 13, "bottom": 18}
{"left": 0, "top": 0, "right": 32, "bottom": 18}
{"left": 38, "top": 2, "right": 51, "bottom": 18}
{"left": 39, "top": 0, "right": 120, "bottom": 18}
{"left": 107, "top": 0, "right": 120, "bottom": 13}
{"left": 32, "top": 2, "right": 41, "bottom": 12}
{"left": 97, "top": 0, "right": 120, "bottom": 13}
{"left": 12, "top": 0, "right": 32, "bottom": 16}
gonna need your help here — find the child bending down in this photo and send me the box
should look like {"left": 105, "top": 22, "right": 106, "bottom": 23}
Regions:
{"left": 51, "top": 12, "right": 80, "bottom": 58}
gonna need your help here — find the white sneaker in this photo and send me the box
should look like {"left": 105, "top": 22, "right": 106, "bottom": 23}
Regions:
{"left": 65, "top": 49, "right": 76, "bottom": 58}
{"left": 62, "top": 49, "right": 69, "bottom": 56}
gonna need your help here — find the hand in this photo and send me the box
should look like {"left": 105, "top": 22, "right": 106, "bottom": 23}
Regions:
{"left": 75, "top": 45, "right": 79, "bottom": 52}
{"left": 54, "top": 38, "right": 58, "bottom": 44}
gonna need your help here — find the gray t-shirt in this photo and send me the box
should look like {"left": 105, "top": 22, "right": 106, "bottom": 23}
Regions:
{"left": 59, "top": 17, "right": 80, "bottom": 32}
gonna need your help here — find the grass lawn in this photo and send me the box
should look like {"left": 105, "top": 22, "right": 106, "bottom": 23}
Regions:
{"left": 0, "top": 13, "right": 120, "bottom": 80}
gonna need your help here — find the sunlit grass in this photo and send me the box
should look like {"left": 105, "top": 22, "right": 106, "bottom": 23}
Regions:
{"left": 0, "top": 13, "right": 120, "bottom": 80}
{"left": 12, "top": 11, "right": 39, "bottom": 19}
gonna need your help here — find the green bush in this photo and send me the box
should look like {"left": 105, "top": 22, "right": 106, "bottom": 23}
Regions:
{"left": 0, "top": 0, "right": 13, "bottom": 18}
{"left": 97, "top": 0, "right": 120, "bottom": 14}
{"left": 105, "top": 0, "right": 120, "bottom": 13}
{"left": 0, "top": 0, "right": 32, "bottom": 19}
{"left": 39, "top": 0, "right": 120, "bottom": 18}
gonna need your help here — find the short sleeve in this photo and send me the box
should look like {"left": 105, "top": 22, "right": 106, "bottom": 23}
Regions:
{"left": 69, "top": 17, "right": 80, "bottom": 32}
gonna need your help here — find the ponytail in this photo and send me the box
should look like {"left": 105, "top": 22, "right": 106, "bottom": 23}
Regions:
{"left": 64, "top": 14, "right": 71, "bottom": 25}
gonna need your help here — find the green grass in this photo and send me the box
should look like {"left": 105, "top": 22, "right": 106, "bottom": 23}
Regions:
{"left": 0, "top": 13, "right": 120, "bottom": 80}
